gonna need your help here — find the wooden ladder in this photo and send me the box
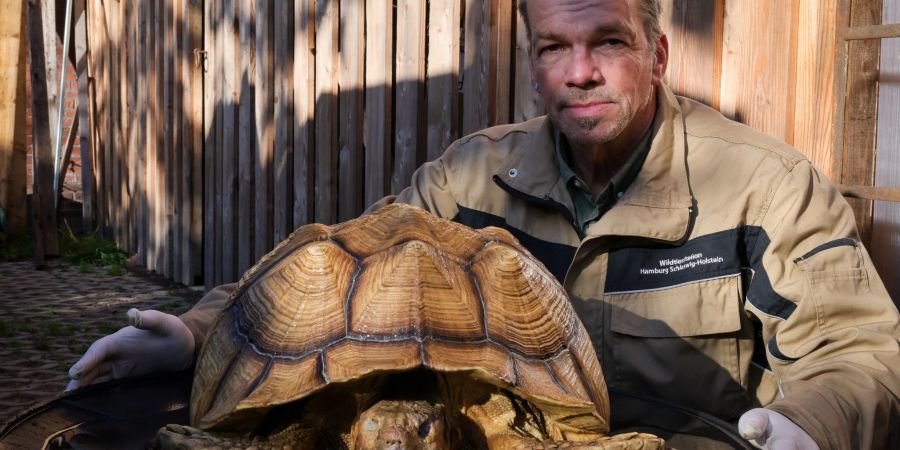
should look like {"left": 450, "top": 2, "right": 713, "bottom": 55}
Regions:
{"left": 832, "top": 4, "right": 900, "bottom": 203}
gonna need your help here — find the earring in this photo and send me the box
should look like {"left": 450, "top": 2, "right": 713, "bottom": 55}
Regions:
{"left": 532, "top": 82, "right": 540, "bottom": 91}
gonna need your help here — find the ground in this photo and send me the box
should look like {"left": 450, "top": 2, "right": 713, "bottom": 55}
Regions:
{"left": 0, "top": 259, "right": 202, "bottom": 425}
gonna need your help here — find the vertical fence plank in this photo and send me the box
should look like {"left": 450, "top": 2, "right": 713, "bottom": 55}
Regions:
{"left": 273, "top": 0, "right": 293, "bottom": 238}
{"left": 426, "top": 0, "right": 460, "bottom": 161}
{"left": 315, "top": 0, "right": 338, "bottom": 223}
{"left": 255, "top": 0, "right": 272, "bottom": 261}
{"left": 39, "top": 0, "right": 58, "bottom": 154}
{"left": 202, "top": 0, "right": 217, "bottom": 289}
{"left": 112, "top": 0, "right": 124, "bottom": 252}
{"left": 26, "top": 0, "right": 59, "bottom": 261}
{"left": 170, "top": 0, "right": 183, "bottom": 281}
{"left": 146, "top": 0, "right": 158, "bottom": 271}
{"left": 186, "top": 0, "right": 203, "bottom": 285}
{"left": 789, "top": 0, "right": 836, "bottom": 175}
{"left": 490, "top": 0, "right": 513, "bottom": 126}
{"left": 106, "top": 0, "right": 120, "bottom": 248}
{"left": 338, "top": 0, "right": 363, "bottom": 221}
{"left": 221, "top": 0, "right": 238, "bottom": 282}
{"left": 0, "top": 0, "right": 27, "bottom": 236}
{"left": 660, "top": 0, "right": 724, "bottom": 109}
{"left": 513, "top": 2, "right": 543, "bottom": 123}
{"left": 160, "top": 0, "right": 171, "bottom": 276}
{"left": 719, "top": 0, "right": 796, "bottom": 139}
{"left": 73, "top": 0, "right": 93, "bottom": 232}
{"left": 136, "top": 0, "right": 146, "bottom": 266}
{"left": 463, "top": 0, "right": 491, "bottom": 135}
{"left": 126, "top": 0, "right": 137, "bottom": 254}
{"left": 840, "top": 0, "right": 882, "bottom": 245}
{"left": 98, "top": 0, "right": 113, "bottom": 240}
{"left": 294, "top": 0, "right": 314, "bottom": 226}
{"left": 89, "top": 0, "right": 106, "bottom": 239}
{"left": 363, "top": 0, "right": 392, "bottom": 208}
{"left": 393, "top": 0, "right": 425, "bottom": 194}
{"left": 237, "top": 0, "right": 255, "bottom": 276}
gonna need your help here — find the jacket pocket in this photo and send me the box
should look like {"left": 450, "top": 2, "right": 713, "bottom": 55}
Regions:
{"left": 794, "top": 240, "right": 877, "bottom": 333}
{"left": 609, "top": 275, "right": 742, "bottom": 337}
{"left": 605, "top": 274, "right": 751, "bottom": 419}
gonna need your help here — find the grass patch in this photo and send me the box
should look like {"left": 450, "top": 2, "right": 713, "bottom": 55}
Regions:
{"left": 106, "top": 264, "right": 124, "bottom": 276}
{"left": 60, "top": 232, "right": 129, "bottom": 275}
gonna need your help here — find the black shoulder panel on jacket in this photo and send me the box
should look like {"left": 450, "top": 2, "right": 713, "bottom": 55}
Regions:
{"left": 453, "top": 206, "right": 577, "bottom": 283}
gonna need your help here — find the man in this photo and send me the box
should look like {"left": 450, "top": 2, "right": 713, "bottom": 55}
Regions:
{"left": 67, "top": 1, "right": 900, "bottom": 448}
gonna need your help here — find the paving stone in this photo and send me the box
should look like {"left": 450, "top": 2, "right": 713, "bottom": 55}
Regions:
{"left": 0, "top": 259, "right": 203, "bottom": 425}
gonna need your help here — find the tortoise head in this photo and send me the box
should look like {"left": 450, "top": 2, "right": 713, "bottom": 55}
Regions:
{"left": 352, "top": 399, "right": 448, "bottom": 450}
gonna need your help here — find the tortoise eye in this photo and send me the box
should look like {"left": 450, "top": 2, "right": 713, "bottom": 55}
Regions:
{"left": 417, "top": 419, "right": 433, "bottom": 438}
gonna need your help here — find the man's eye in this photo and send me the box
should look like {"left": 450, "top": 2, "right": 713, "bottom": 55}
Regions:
{"left": 600, "top": 39, "right": 625, "bottom": 47}
{"left": 540, "top": 44, "right": 564, "bottom": 54}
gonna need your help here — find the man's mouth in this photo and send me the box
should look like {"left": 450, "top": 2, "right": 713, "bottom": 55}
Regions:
{"left": 563, "top": 101, "right": 614, "bottom": 117}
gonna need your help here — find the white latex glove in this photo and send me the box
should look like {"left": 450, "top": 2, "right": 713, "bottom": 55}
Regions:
{"left": 65, "top": 308, "right": 195, "bottom": 391}
{"left": 738, "top": 408, "right": 820, "bottom": 450}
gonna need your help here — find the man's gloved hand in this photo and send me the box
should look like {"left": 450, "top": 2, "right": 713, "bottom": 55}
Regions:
{"left": 738, "top": 408, "right": 820, "bottom": 450}
{"left": 65, "top": 308, "right": 195, "bottom": 391}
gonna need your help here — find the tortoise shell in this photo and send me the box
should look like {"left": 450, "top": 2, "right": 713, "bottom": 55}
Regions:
{"left": 190, "top": 203, "right": 609, "bottom": 438}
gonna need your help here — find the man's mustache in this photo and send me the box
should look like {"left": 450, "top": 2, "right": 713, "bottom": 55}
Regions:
{"left": 558, "top": 89, "right": 622, "bottom": 107}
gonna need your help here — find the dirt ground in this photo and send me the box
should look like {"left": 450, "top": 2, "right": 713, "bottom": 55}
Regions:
{"left": 0, "top": 259, "right": 202, "bottom": 426}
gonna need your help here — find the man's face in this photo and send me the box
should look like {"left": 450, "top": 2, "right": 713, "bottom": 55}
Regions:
{"left": 528, "top": 0, "right": 667, "bottom": 148}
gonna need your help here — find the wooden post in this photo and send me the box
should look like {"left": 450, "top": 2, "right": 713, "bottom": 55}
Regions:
{"left": 0, "top": 0, "right": 28, "bottom": 236}
{"left": 72, "top": 0, "right": 92, "bottom": 233}
{"left": 27, "top": 0, "right": 60, "bottom": 262}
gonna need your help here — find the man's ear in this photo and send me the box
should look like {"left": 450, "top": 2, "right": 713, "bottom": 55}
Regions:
{"left": 652, "top": 33, "right": 669, "bottom": 86}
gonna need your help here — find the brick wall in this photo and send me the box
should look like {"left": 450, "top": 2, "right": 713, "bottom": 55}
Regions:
{"left": 25, "top": 39, "right": 83, "bottom": 203}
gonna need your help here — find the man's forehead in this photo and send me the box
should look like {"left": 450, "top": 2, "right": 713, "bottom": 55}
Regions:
{"left": 528, "top": 0, "right": 639, "bottom": 35}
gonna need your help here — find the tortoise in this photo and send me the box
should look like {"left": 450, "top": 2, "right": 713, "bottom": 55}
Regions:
{"left": 153, "top": 203, "right": 665, "bottom": 449}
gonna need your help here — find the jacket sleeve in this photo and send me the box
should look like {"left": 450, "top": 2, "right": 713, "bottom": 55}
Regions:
{"left": 746, "top": 160, "right": 900, "bottom": 449}
{"left": 368, "top": 149, "right": 461, "bottom": 219}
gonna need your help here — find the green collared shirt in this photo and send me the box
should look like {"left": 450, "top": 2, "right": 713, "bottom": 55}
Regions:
{"left": 555, "top": 126, "right": 653, "bottom": 236}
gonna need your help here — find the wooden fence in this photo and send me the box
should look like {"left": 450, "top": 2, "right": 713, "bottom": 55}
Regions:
{"left": 79, "top": 0, "right": 891, "bottom": 289}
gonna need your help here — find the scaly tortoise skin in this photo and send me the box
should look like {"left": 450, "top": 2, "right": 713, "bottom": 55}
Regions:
{"left": 156, "top": 204, "right": 665, "bottom": 449}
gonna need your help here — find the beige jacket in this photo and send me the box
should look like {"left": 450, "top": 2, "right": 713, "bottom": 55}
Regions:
{"left": 181, "top": 84, "right": 900, "bottom": 449}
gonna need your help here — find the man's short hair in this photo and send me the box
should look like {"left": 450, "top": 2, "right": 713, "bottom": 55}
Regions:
{"left": 518, "top": 0, "right": 662, "bottom": 51}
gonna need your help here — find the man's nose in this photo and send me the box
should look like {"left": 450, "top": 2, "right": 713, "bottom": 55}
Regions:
{"left": 565, "top": 47, "right": 601, "bottom": 88}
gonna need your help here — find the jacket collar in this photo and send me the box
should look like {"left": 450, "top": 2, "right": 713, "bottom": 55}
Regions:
{"left": 494, "top": 83, "right": 694, "bottom": 245}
